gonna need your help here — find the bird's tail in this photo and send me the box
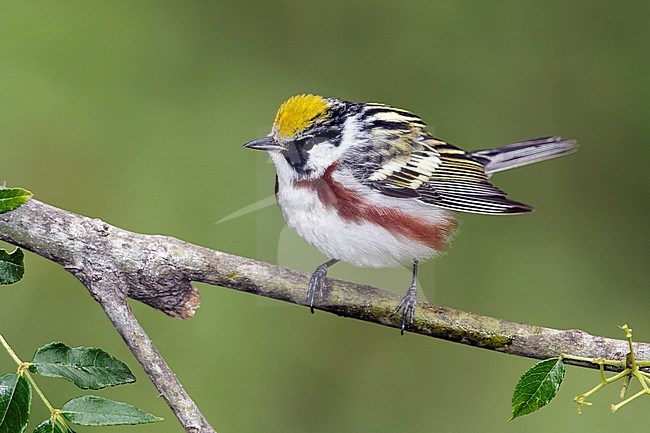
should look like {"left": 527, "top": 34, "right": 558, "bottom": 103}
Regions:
{"left": 471, "top": 136, "right": 577, "bottom": 175}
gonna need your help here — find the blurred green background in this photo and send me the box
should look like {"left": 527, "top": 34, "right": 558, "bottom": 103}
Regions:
{"left": 1, "top": 1, "right": 648, "bottom": 432}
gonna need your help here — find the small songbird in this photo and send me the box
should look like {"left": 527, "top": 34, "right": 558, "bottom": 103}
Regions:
{"left": 244, "top": 94, "right": 576, "bottom": 333}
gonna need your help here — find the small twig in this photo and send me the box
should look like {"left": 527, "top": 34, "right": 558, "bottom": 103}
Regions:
{"left": 0, "top": 333, "right": 23, "bottom": 366}
{"left": 1, "top": 334, "right": 55, "bottom": 412}
{"left": 566, "top": 325, "right": 650, "bottom": 413}
{"left": 87, "top": 281, "right": 215, "bottom": 433}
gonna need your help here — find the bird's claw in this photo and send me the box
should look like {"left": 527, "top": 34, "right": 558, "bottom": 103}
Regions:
{"left": 391, "top": 286, "right": 417, "bottom": 335}
{"left": 307, "top": 264, "right": 329, "bottom": 313}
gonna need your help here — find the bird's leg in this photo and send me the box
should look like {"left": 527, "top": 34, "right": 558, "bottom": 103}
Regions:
{"left": 307, "top": 258, "right": 339, "bottom": 313}
{"left": 391, "top": 260, "right": 419, "bottom": 335}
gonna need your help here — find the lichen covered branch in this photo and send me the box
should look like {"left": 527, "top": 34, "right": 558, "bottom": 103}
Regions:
{"left": 0, "top": 200, "right": 648, "bottom": 406}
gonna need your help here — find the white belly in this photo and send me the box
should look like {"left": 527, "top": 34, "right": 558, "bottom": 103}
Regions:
{"left": 276, "top": 181, "right": 439, "bottom": 268}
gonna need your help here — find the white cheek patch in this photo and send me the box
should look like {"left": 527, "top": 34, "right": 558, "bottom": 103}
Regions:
{"left": 304, "top": 142, "right": 342, "bottom": 175}
{"left": 303, "top": 115, "right": 361, "bottom": 176}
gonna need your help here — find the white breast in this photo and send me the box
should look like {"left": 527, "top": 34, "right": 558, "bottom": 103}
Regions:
{"left": 271, "top": 154, "right": 453, "bottom": 268}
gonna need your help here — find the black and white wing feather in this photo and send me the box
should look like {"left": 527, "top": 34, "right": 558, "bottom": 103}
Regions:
{"left": 370, "top": 136, "right": 533, "bottom": 214}
{"left": 347, "top": 105, "right": 566, "bottom": 214}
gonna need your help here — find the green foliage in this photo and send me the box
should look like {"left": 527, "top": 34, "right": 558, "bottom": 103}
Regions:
{"left": 61, "top": 396, "right": 162, "bottom": 426}
{"left": 0, "top": 188, "right": 32, "bottom": 214}
{"left": 510, "top": 358, "right": 564, "bottom": 420}
{"left": 0, "top": 373, "right": 31, "bottom": 433}
{"left": 30, "top": 342, "right": 136, "bottom": 390}
{"left": 511, "top": 325, "right": 650, "bottom": 420}
{"left": 0, "top": 187, "right": 31, "bottom": 286}
{"left": 33, "top": 419, "right": 75, "bottom": 433}
{"left": 0, "top": 248, "right": 25, "bottom": 285}
{"left": 0, "top": 336, "right": 161, "bottom": 432}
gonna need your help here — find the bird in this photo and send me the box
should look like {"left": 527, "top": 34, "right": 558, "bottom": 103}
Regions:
{"left": 244, "top": 94, "right": 577, "bottom": 333}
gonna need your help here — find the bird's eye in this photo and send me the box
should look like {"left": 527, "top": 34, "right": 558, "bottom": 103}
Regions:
{"left": 294, "top": 135, "right": 328, "bottom": 151}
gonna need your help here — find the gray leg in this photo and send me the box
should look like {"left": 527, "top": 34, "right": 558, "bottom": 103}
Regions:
{"left": 307, "top": 259, "right": 339, "bottom": 313}
{"left": 391, "top": 260, "right": 419, "bottom": 335}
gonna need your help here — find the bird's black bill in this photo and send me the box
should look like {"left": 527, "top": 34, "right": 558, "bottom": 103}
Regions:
{"left": 243, "top": 136, "right": 284, "bottom": 151}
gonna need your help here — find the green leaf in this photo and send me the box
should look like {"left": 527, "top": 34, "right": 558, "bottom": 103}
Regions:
{"left": 0, "top": 373, "right": 31, "bottom": 433}
{"left": 30, "top": 342, "right": 135, "bottom": 390}
{"left": 61, "top": 396, "right": 162, "bottom": 426}
{"left": 0, "top": 188, "right": 33, "bottom": 214}
{"left": 0, "top": 249, "right": 25, "bottom": 285}
{"left": 33, "top": 418, "right": 75, "bottom": 433}
{"left": 510, "top": 357, "right": 565, "bottom": 420}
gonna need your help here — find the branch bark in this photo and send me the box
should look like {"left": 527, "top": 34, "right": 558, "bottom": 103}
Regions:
{"left": 1, "top": 198, "right": 648, "bottom": 431}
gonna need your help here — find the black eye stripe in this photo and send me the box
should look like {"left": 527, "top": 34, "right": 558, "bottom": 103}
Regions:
{"left": 293, "top": 135, "right": 329, "bottom": 151}
{"left": 281, "top": 141, "right": 312, "bottom": 175}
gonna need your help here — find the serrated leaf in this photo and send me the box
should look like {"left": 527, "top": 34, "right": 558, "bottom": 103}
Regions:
{"left": 0, "top": 249, "right": 25, "bottom": 285}
{"left": 61, "top": 396, "right": 162, "bottom": 426}
{"left": 30, "top": 342, "right": 135, "bottom": 390}
{"left": 510, "top": 357, "right": 564, "bottom": 420}
{"left": 0, "top": 188, "right": 33, "bottom": 213}
{"left": 0, "top": 373, "right": 31, "bottom": 433}
{"left": 33, "top": 418, "right": 75, "bottom": 433}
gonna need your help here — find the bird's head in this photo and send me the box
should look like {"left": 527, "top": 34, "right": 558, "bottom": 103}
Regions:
{"left": 244, "top": 94, "right": 354, "bottom": 179}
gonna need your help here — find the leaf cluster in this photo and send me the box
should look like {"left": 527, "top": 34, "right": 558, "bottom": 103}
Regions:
{"left": 0, "top": 341, "right": 162, "bottom": 433}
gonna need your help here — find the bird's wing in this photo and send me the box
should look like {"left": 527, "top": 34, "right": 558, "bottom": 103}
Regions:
{"left": 357, "top": 128, "right": 533, "bottom": 214}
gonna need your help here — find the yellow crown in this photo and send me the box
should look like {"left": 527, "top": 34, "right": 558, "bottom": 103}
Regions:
{"left": 273, "top": 94, "right": 330, "bottom": 138}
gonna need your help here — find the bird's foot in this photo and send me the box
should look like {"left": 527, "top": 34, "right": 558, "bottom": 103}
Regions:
{"left": 307, "top": 263, "right": 330, "bottom": 313}
{"left": 391, "top": 286, "right": 417, "bottom": 335}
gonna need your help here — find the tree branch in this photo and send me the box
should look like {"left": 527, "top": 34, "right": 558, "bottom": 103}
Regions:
{"left": 1, "top": 198, "right": 213, "bottom": 433}
{"left": 1, "top": 198, "right": 648, "bottom": 431}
